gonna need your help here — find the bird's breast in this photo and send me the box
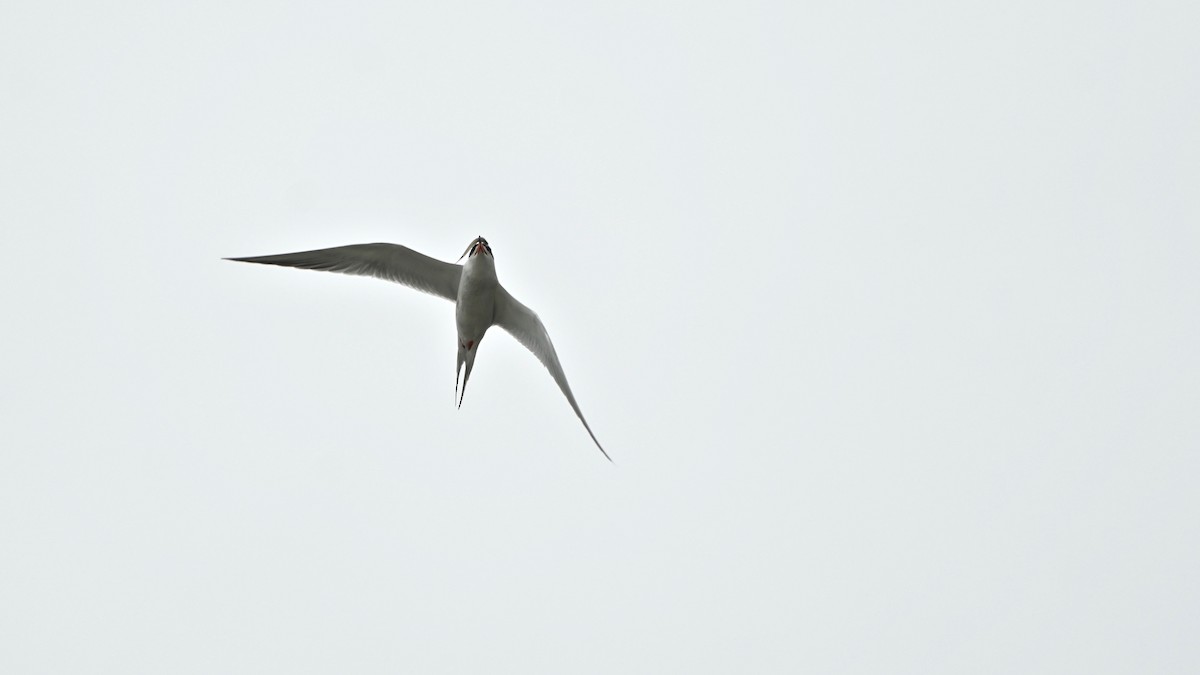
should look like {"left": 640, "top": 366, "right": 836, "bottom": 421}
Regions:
{"left": 456, "top": 261, "right": 498, "bottom": 339}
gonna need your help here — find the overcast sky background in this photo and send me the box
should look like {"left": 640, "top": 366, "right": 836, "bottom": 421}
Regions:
{"left": 2, "top": 1, "right": 1198, "bottom": 672}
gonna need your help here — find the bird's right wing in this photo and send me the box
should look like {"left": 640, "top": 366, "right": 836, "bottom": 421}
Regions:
{"left": 494, "top": 285, "right": 611, "bottom": 461}
{"left": 225, "top": 243, "right": 462, "bottom": 301}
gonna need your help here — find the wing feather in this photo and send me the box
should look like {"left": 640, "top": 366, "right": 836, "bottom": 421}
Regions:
{"left": 493, "top": 285, "right": 611, "bottom": 461}
{"left": 225, "top": 243, "right": 461, "bottom": 301}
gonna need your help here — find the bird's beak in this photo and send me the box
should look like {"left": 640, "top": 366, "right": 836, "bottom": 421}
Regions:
{"left": 457, "top": 239, "right": 488, "bottom": 262}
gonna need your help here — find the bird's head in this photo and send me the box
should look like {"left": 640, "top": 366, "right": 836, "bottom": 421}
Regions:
{"left": 460, "top": 236, "right": 492, "bottom": 261}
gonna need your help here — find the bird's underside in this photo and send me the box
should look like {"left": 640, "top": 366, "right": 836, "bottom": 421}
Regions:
{"left": 225, "top": 238, "right": 611, "bottom": 462}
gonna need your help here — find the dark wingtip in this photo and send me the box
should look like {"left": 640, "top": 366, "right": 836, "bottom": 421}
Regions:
{"left": 225, "top": 256, "right": 278, "bottom": 265}
{"left": 581, "top": 423, "right": 613, "bottom": 463}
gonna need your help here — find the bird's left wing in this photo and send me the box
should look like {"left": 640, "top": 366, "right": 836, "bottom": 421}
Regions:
{"left": 493, "top": 285, "right": 611, "bottom": 461}
{"left": 225, "top": 243, "right": 462, "bottom": 301}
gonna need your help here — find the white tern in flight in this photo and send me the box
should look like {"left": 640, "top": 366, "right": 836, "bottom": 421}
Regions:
{"left": 226, "top": 236, "right": 611, "bottom": 461}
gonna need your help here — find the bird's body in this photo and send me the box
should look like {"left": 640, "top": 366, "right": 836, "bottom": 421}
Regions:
{"left": 454, "top": 240, "right": 498, "bottom": 406}
{"left": 225, "top": 236, "right": 611, "bottom": 461}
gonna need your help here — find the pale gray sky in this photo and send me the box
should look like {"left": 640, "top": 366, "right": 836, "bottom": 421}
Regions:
{"left": 2, "top": 1, "right": 1198, "bottom": 673}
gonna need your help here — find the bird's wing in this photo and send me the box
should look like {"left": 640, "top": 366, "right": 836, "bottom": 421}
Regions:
{"left": 225, "top": 243, "right": 461, "bottom": 301}
{"left": 493, "top": 284, "right": 611, "bottom": 461}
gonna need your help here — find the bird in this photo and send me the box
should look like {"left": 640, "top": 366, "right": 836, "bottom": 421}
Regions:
{"left": 225, "top": 236, "right": 611, "bottom": 461}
